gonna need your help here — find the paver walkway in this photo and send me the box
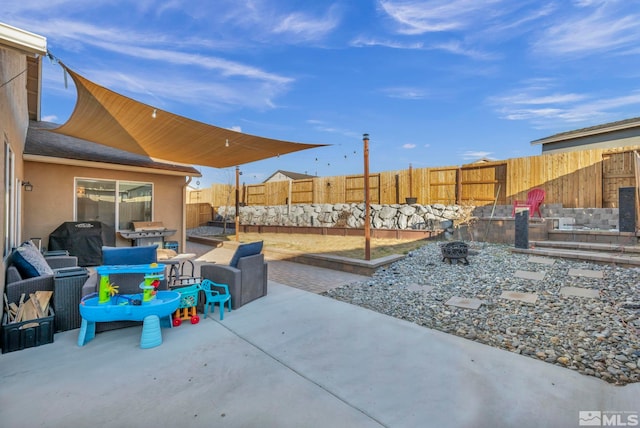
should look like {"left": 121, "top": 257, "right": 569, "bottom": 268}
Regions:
{"left": 187, "top": 240, "right": 368, "bottom": 294}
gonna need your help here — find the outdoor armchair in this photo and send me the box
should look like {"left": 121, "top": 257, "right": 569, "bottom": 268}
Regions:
{"left": 200, "top": 241, "right": 267, "bottom": 310}
{"left": 512, "top": 188, "right": 545, "bottom": 218}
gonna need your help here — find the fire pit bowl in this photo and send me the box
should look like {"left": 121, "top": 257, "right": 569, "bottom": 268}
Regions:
{"left": 440, "top": 241, "right": 469, "bottom": 265}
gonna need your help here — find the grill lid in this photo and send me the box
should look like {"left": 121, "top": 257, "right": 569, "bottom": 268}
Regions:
{"left": 132, "top": 221, "right": 166, "bottom": 232}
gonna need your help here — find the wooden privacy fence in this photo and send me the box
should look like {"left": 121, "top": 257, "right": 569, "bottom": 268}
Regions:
{"left": 186, "top": 203, "right": 213, "bottom": 228}
{"left": 187, "top": 145, "right": 640, "bottom": 214}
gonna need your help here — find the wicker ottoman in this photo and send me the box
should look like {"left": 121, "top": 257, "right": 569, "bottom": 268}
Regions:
{"left": 53, "top": 267, "right": 89, "bottom": 332}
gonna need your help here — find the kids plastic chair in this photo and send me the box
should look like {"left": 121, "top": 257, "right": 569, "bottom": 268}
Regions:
{"left": 199, "top": 279, "right": 232, "bottom": 320}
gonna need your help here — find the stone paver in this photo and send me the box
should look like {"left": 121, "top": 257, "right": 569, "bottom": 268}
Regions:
{"left": 515, "top": 270, "right": 546, "bottom": 281}
{"left": 528, "top": 256, "right": 555, "bottom": 265}
{"left": 560, "top": 287, "right": 600, "bottom": 298}
{"left": 406, "top": 283, "right": 434, "bottom": 293}
{"left": 568, "top": 268, "right": 604, "bottom": 279}
{"left": 499, "top": 291, "right": 538, "bottom": 304}
{"left": 445, "top": 296, "right": 483, "bottom": 310}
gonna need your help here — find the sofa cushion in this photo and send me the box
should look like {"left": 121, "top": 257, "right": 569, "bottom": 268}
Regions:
{"left": 11, "top": 241, "right": 54, "bottom": 278}
{"left": 229, "top": 241, "right": 263, "bottom": 268}
{"left": 102, "top": 245, "right": 158, "bottom": 266}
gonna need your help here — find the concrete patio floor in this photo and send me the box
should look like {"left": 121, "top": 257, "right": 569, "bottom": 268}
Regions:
{"left": 1, "top": 279, "right": 638, "bottom": 428}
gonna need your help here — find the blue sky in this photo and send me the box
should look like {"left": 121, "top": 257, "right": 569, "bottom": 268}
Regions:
{"left": 5, "top": 0, "right": 640, "bottom": 187}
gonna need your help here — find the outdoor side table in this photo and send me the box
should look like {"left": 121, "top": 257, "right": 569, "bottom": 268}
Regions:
{"left": 53, "top": 267, "right": 90, "bottom": 332}
{"left": 165, "top": 253, "right": 197, "bottom": 286}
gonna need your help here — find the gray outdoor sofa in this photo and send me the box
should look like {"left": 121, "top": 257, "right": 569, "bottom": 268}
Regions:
{"left": 5, "top": 242, "right": 78, "bottom": 305}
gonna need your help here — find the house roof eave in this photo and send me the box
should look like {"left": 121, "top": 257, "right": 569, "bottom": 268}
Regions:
{"left": 23, "top": 154, "right": 202, "bottom": 178}
{"left": 531, "top": 117, "right": 640, "bottom": 146}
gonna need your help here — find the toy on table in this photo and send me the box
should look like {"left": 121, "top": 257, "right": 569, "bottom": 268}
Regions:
{"left": 172, "top": 283, "right": 200, "bottom": 326}
{"left": 96, "top": 263, "right": 165, "bottom": 305}
{"left": 139, "top": 276, "right": 162, "bottom": 303}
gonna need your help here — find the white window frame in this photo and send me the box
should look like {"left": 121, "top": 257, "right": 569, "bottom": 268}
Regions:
{"left": 74, "top": 177, "right": 154, "bottom": 231}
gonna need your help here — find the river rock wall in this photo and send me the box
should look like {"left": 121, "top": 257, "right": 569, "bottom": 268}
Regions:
{"left": 215, "top": 203, "right": 467, "bottom": 230}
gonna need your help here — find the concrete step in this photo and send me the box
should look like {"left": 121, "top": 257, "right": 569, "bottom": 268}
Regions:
{"left": 531, "top": 240, "right": 640, "bottom": 254}
{"left": 511, "top": 245, "right": 640, "bottom": 266}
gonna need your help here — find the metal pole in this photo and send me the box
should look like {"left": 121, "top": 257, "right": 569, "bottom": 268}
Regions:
{"left": 363, "top": 133, "right": 371, "bottom": 261}
{"left": 235, "top": 165, "right": 240, "bottom": 242}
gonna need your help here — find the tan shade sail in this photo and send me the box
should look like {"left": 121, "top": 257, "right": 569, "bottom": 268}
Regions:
{"left": 49, "top": 64, "right": 326, "bottom": 168}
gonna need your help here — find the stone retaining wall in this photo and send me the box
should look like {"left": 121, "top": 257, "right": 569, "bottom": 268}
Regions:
{"left": 216, "top": 203, "right": 467, "bottom": 230}
{"left": 472, "top": 204, "right": 620, "bottom": 230}
{"left": 217, "top": 203, "right": 621, "bottom": 231}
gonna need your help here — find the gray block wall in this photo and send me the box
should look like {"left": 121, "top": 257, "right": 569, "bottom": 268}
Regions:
{"left": 472, "top": 204, "right": 619, "bottom": 230}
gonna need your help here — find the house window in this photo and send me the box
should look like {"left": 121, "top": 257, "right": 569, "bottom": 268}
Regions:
{"left": 75, "top": 178, "right": 153, "bottom": 231}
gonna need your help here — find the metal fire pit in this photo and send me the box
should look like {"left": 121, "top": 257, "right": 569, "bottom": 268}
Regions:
{"left": 440, "top": 241, "right": 469, "bottom": 265}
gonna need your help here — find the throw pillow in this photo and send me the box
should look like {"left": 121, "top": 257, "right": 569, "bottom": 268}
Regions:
{"left": 229, "top": 241, "right": 263, "bottom": 268}
{"left": 11, "top": 241, "right": 54, "bottom": 278}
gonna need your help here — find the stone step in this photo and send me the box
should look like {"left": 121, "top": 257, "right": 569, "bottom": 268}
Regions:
{"left": 531, "top": 240, "right": 640, "bottom": 254}
{"left": 511, "top": 246, "right": 640, "bottom": 266}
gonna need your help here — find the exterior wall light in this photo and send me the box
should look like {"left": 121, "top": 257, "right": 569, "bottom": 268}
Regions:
{"left": 22, "top": 181, "right": 33, "bottom": 192}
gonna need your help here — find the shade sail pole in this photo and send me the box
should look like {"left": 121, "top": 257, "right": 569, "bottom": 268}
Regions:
{"left": 363, "top": 133, "right": 371, "bottom": 261}
{"left": 235, "top": 166, "right": 240, "bottom": 242}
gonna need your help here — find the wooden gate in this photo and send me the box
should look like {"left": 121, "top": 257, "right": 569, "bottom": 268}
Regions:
{"left": 186, "top": 203, "right": 213, "bottom": 228}
{"left": 602, "top": 151, "right": 637, "bottom": 207}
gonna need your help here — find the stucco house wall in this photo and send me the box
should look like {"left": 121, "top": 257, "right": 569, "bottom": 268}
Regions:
{"left": 0, "top": 46, "right": 28, "bottom": 300}
{"left": 23, "top": 161, "right": 188, "bottom": 248}
{"left": 0, "top": 24, "right": 47, "bottom": 315}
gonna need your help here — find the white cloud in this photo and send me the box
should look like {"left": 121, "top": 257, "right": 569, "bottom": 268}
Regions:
{"left": 492, "top": 92, "right": 587, "bottom": 106}
{"left": 431, "top": 40, "right": 498, "bottom": 60}
{"left": 378, "top": 0, "right": 502, "bottom": 34}
{"left": 403, "top": 143, "right": 416, "bottom": 149}
{"left": 382, "top": 87, "right": 429, "bottom": 100}
{"left": 272, "top": 6, "right": 341, "bottom": 41}
{"left": 534, "top": 3, "right": 640, "bottom": 56}
{"left": 31, "top": 17, "right": 293, "bottom": 111}
{"left": 307, "top": 120, "right": 360, "bottom": 139}
{"left": 350, "top": 37, "right": 424, "bottom": 49}
{"left": 461, "top": 150, "right": 492, "bottom": 160}
{"left": 82, "top": 66, "right": 282, "bottom": 111}
{"left": 351, "top": 36, "right": 494, "bottom": 60}
{"left": 490, "top": 80, "right": 640, "bottom": 128}
{"left": 54, "top": 29, "right": 292, "bottom": 85}
{"left": 41, "top": 115, "right": 58, "bottom": 122}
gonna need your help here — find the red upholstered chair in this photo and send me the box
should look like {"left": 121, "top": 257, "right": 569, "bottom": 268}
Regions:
{"left": 512, "top": 188, "right": 545, "bottom": 218}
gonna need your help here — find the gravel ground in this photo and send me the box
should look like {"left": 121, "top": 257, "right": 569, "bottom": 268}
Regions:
{"left": 324, "top": 242, "right": 640, "bottom": 385}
